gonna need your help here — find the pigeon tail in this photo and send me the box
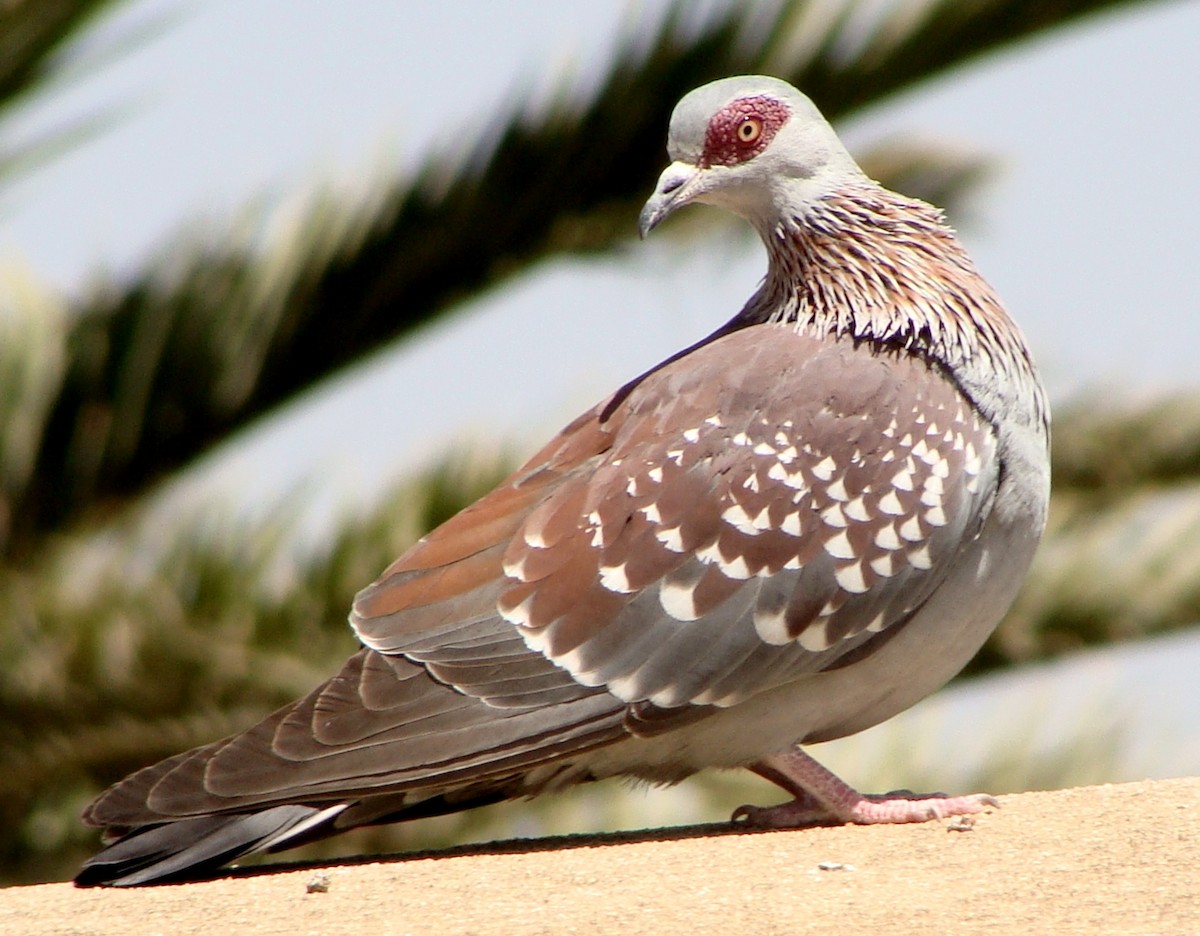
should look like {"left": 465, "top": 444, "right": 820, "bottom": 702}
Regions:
{"left": 74, "top": 804, "right": 340, "bottom": 887}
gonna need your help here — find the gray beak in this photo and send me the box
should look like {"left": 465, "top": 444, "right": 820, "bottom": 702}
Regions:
{"left": 638, "top": 162, "right": 704, "bottom": 239}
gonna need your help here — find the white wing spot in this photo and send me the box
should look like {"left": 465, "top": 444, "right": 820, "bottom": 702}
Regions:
{"left": 660, "top": 579, "right": 700, "bottom": 621}
{"left": 753, "top": 606, "right": 791, "bottom": 646}
{"left": 835, "top": 562, "right": 869, "bottom": 594}
{"left": 753, "top": 442, "right": 776, "bottom": 456}
{"left": 821, "top": 503, "right": 848, "bottom": 528}
{"left": 586, "top": 510, "right": 607, "bottom": 547}
{"left": 907, "top": 544, "right": 933, "bottom": 570}
{"left": 722, "top": 504, "right": 760, "bottom": 536}
{"left": 797, "top": 619, "right": 835, "bottom": 651}
{"left": 648, "top": 465, "right": 664, "bottom": 483}
{"left": 683, "top": 427, "right": 700, "bottom": 443}
{"left": 844, "top": 497, "right": 870, "bottom": 522}
{"left": 523, "top": 527, "right": 549, "bottom": 549}
{"left": 827, "top": 477, "right": 850, "bottom": 502}
{"left": 640, "top": 503, "right": 662, "bottom": 524}
{"left": 656, "top": 526, "right": 685, "bottom": 552}
{"left": 899, "top": 515, "right": 924, "bottom": 542}
{"left": 890, "top": 469, "right": 915, "bottom": 492}
{"left": 782, "top": 511, "right": 802, "bottom": 536}
{"left": 874, "top": 523, "right": 902, "bottom": 551}
{"left": 722, "top": 554, "right": 753, "bottom": 580}
{"left": 866, "top": 611, "right": 888, "bottom": 632}
{"left": 964, "top": 442, "right": 982, "bottom": 476}
{"left": 812, "top": 456, "right": 837, "bottom": 481}
{"left": 878, "top": 491, "right": 905, "bottom": 516}
{"left": 925, "top": 504, "right": 948, "bottom": 527}
{"left": 599, "top": 563, "right": 635, "bottom": 594}
{"left": 825, "top": 529, "right": 856, "bottom": 560}
{"left": 869, "top": 553, "right": 897, "bottom": 577}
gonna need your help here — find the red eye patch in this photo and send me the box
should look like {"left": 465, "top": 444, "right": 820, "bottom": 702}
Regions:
{"left": 700, "top": 95, "right": 791, "bottom": 168}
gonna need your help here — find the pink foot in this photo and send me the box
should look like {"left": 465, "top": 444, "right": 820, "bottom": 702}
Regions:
{"left": 731, "top": 748, "right": 999, "bottom": 828}
{"left": 733, "top": 790, "right": 999, "bottom": 827}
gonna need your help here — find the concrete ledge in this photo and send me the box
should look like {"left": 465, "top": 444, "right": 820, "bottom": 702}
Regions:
{"left": 3, "top": 777, "right": 1197, "bottom": 935}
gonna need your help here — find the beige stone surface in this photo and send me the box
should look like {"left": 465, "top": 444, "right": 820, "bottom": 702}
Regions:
{"left": 2, "top": 778, "right": 1197, "bottom": 936}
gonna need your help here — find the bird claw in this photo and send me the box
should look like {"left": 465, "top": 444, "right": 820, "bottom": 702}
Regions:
{"left": 732, "top": 800, "right": 829, "bottom": 828}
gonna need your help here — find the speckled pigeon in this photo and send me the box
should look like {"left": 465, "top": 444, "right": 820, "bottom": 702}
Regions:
{"left": 75, "top": 75, "right": 1050, "bottom": 887}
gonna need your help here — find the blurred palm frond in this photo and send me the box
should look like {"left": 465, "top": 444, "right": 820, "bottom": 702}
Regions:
{"left": 0, "top": 0, "right": 140, "bottom": 182}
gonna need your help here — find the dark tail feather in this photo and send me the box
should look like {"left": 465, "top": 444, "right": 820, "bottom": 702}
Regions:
{"left": 73, "top": 782, "right": 525, "bottom": 887}
{"left": 73, "top": 804, "right": 341, "bottom": 887}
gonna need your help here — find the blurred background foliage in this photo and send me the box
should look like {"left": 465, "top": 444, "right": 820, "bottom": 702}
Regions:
{"left": 1, "top": 0, "right": 1193, "bottom": 885}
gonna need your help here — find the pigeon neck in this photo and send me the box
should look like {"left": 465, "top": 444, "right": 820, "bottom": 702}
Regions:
{"left": 744, "top": 182, "right": 1048, "bottom": 434}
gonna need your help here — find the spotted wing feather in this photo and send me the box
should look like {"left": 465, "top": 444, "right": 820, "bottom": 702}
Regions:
{"left": 490, "top": 327, "right": 998, "bottom": 711}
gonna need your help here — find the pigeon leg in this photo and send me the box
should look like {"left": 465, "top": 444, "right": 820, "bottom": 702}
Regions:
{"left": 733, "top": 747, "right": 999, "bottom": 827}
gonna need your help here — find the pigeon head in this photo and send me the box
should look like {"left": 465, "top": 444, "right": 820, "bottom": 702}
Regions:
{"left": 639, "top": 76, "right": 863, "bottom": 238}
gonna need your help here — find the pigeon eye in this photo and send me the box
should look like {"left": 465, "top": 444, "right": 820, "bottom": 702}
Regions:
{"left": 737, "top": 117, "right": 763, "bottom": 143}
